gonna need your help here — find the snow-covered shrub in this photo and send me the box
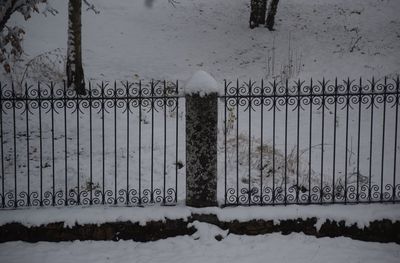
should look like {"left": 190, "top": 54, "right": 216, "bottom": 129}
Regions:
{"left": 222, "top": 133, "right": 370, "bottom": 201}
{"left": 21, "top": 48, "right": 66, "bottom": 83}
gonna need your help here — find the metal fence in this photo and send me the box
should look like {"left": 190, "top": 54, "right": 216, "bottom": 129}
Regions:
{"left": 222, "top": 77, "right": 400, "bottom": 205}
{"left": 1, "top": 76, "right": 399, "bottom": 209}
{"left": 0, "top": 81, "right": 184, "bottom": 208}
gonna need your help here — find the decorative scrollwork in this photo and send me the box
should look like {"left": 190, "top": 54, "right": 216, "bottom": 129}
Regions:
{"left": 231, "top": 187, "right": 261, "bottom": 205}
{"left": 152, "top": 189, "right": 164, "bottom": 203}
{"left": 334, "top": 185, "right": 345, "bottom": 202}
{"left": 164, "top": 188, "right": 176, "bottom": 204}
{"left": 104, "top": 189, "right": 115, "bottom": 205}
{"left": 250, "top": 187, "right": 261, "bottom": 204}
{"left": 396, "top": 184, "right": 400, "bottom": 200}
{"left": 262, "top": 186, "right": 273, "bottom": 204}
{"left": 370, "top": 184, "right": 381, "bottom": 200}
{"left": 79, "top": 190, "right": 91, "bottom": 205}
{"left": 141, "top": 189, "right": 152, "bottom": 204}
{"left": 5, "top": 191, "right": 16, "bottom": 208}
{"left": 386, "top": 94, "right": 397, "bottom": 108}
{"left": 383, "top": 184, "right": 394, "bottom": 201}
{"left": 346, "top": 185, "right": 357, "bottom": 201}
{"left": 286, "top": 185, "right": 297, "bottom": 202}
{"left": 127, "top": 189, "right": 141, "bottom": 205}
{"left": 310, "top": 186, "right": 322, "bottom": 202}
{"left": 236, "top": 187, "right": 249, "bottom": 204}
{"left": 55, "top": 190, "right": 65, "bottom": 206}
{"left": 251, "top": 96, "right": 263, "bottom": 108}
{"left": 42, "top": 191, "right": 54, "bottom": 206}
{"left": 359, "top": 184, "right": 369, "bottom": 201}
{"left": 262, "top": 97, "right": 274, "bottom": 109}
{"left": 322, "top": 185, "right": 332, "bottom": 202}
{"left": 16, "top": 191, "right": 28, "bottom": 207}
{"left": 224, "top": 182, "right": 399, "bottom": 205}
{"left": 226, "top": 188, "right": 238, "bottom": 205}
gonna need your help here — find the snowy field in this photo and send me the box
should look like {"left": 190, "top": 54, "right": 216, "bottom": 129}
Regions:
{"left": 3, "top": 0, "right": 400, "bottom": 82}
{"left": 0, "top": 222, "right": 399, "bottom": 263}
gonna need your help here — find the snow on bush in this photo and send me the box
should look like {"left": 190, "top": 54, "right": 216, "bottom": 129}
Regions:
{"left": 221, "top": 133, "right": 370, "bottom": 201}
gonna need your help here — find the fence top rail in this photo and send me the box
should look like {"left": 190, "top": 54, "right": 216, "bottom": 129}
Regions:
{"left": 218, "top": 91, "right": 400, "bottom": 99}
{"left": 0, "top": 77, "right": 399, "bottom": 100}
{"left": 221, "top": 77, "right": 400, "bottom": 97}
{"left": 0, "top": 80, "right": 185, "bottom": 100}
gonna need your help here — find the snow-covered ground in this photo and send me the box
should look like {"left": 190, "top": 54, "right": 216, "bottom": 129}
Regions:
{"left": 1, "top": 203, "right": 399, "bottom": 229}
{"left": 1, "top": 0, "right": 399, "bottom": 207}
{"left": 0, "top": 222, "right": 399, "bottom": 263}
{"left": 0, "top": 1, "right": 399, "bottom": 261}
{"left": 3, "top": 0, "right": 400, "bottom": 82}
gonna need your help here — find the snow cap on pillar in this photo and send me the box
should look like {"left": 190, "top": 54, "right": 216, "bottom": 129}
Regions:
{"left": 184, "top": 70, "right": 220, "bottom": 96}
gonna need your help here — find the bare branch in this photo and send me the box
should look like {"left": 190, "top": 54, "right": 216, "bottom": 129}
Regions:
{"left": 83, "top": 0, "right": 100, "bottom": 14}
{"left": 42, "top": 2, "right": 59, "bottom": 16}
{"left": 0, "top": 0, "right": 57, "bottom": 76}
{"left": 168, "top": 0, "right": 179, "bottom": 8}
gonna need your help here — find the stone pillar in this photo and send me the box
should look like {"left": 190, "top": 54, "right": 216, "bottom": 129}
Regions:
{"left": 186, "top": 92, "right": 218, "bottom": 207}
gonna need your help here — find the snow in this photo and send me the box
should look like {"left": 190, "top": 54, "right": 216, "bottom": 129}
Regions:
{"left": 198, "top": 204, "right": 400, "bottom": 230}
{"left": 0, "top": 227, "right": 399, "bottom": 263}
{"left": 3, "top": 0, "right": 400, "bottom": 82}
{"left": 0, "top": 0, "right": 398, "bottom": 209}
{"left": 0, "top": 2, "right": 399, "bottom": 262}
{"left": 0, "top": 0, "right": 398, "bottom": 212}
{"left": 189, "top": 221, "right": 229, "bottom": 241}
{"left": 0, "top": 206, "right": 192, "bottom": 227}
{"left": 184, "top": 70, "right": 220, "bottom": 96}
{"left": 0, "top": 203, "right": 399, "bottom": 230}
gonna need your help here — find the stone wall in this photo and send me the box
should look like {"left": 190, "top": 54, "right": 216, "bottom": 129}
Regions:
{"left": 1, "top": 213, "right": 399, "bottom": 244}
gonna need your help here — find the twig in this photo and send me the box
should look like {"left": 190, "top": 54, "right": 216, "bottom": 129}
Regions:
{"left": 168, "top": 0, "right": 180, "bottom": 7}
{"left": 350, "top": 36, "right": 362, "bottom": 52}
{"left": 83, "top": 0, "right": 100, "bottom": 14}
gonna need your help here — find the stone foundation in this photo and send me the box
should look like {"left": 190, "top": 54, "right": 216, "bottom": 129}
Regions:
{"left": 1, "top": 213, "right": 399, "bottom": 244}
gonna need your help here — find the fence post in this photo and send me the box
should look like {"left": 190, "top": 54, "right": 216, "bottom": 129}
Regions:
{"left": 185, "top": 71, "right": 219, "bottom": 207}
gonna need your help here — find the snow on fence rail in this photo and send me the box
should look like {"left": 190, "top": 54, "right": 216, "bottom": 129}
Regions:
{"left": 0, "top": 76, "right": 399, "bottom": 209}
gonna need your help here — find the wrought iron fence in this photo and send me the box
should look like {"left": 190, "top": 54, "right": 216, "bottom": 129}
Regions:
{"left": 222, "top": 77, "right": 400, "bottom": 205}
{"left": 0, "top": 80, "right": 184, "bottom": 208}
{"left": 1, "top": 76, "right": 399, "bottom": 209}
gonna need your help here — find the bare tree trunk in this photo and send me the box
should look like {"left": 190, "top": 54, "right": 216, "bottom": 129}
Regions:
{"left": 67, "top": 0, "right": 85, "bottom": 94}
{"left": 259, "top": 0, "right": 267, "bottom": 24}
{"left": 266, "top": 0, "right": 279, "bottom": 31}
{"left": 249, "top": 0, "right": 267, "bottom": 29}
